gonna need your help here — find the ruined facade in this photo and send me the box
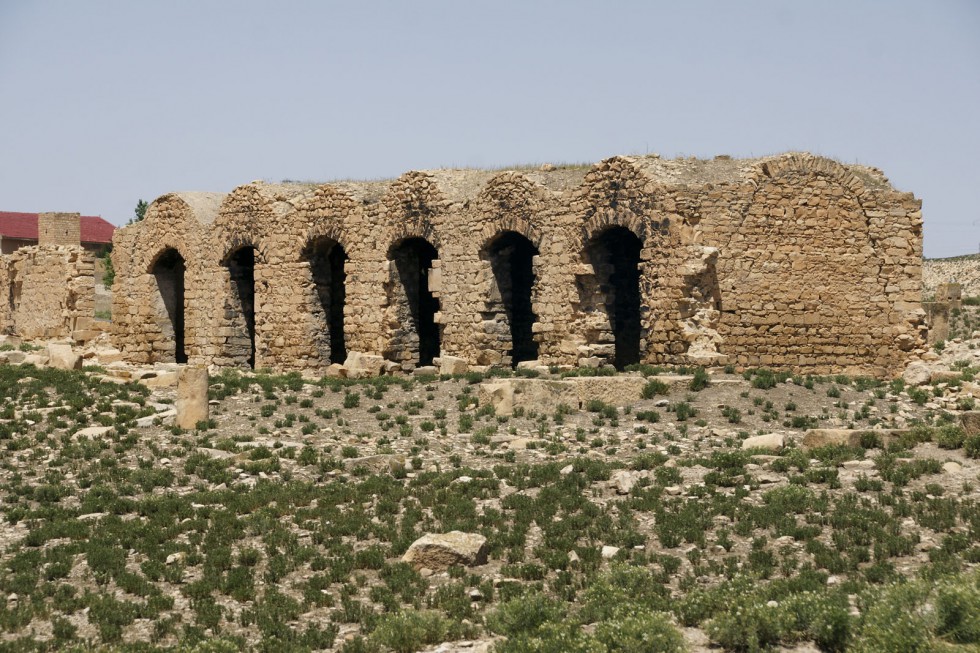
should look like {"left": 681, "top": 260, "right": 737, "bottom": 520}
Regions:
{"left": 0, "top": 213, "right": 99, "bottom": 340}
{"left": 110, "top": 152, "right": 925, "bottom": 376}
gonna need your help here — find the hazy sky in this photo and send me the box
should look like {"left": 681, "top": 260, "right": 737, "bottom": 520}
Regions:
{"left": 1, "top": 1, "right": 978, "bottom": 257}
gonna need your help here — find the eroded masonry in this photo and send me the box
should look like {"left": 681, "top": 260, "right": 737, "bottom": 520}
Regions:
{"left": 110, "top": 152, "right": 926, "bottom": 376}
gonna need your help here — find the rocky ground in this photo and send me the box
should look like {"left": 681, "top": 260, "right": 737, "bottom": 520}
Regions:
{"left": 923, "top": 254, "right": 980, "bottom": 298}
{"left": 0, "top": 328, "right": 979, "bottom": 652}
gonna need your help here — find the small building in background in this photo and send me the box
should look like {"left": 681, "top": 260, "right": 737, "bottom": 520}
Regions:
{"left": 0, "top": 211, "right": 115, "bottom": 254}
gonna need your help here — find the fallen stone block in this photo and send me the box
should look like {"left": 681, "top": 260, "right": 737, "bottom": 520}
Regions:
{"left": 343, "top": 351, "right": 386, "bottom": 378}
{"left": 572, "top": 376, "right": 648, "bottom": 406}
{"left": 742, "top": 433, "right": 785, "bottom": 451}
{"left": 402, "top": 532, "right": 488, "bottom": 571}
{"left": 48, "top": 344, "right": 82, "bottom": 370}
{"left": 438, "top": 355, "right": 469, "bottom": 376}
{"left": 0, "top": 351, "right": 26, "bottom": 365}
{"left": 325, "top": 363, "right": 348, "bottom": 378}
{"left": 141, "top": 372, "right": 178, "bottom": 389}
{"left": 75, "top": 426, "right": 112, "bottom": 438}
{"left": 479, "top": 379, "right": 578, "bottom": 416}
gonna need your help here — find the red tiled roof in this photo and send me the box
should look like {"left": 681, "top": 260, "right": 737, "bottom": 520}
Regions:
{"left": 0, "top": 212, "right": 115, "bottom": 245}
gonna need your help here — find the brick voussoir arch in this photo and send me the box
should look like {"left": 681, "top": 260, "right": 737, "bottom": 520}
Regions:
{"left": 574, "top": 156, "right": 679, "bottom": 246}
{"left": 475, "top": 172, "right": 550, "bottom": 249}
{"left": 749, "top": 152, "right": 869, "bottom": 199}
{"left": 381, "top": 171, "right": 448, "bottom": 250}
{"left": 294, "top": 185, "right": 358, "bottom": 261}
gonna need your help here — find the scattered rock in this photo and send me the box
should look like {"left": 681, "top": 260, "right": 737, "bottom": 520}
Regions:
{"left": 960, "top": 411, "right": 980, "bottom": 435}
{"left": 903, "top": 361, "right": 932, "bottom": 386}
{"left": 402, "top": 532, "right": 488, "bottom": 571}
{"left": 75, "top": 426, "right": 112, "bottom": 438}
{"left": 601, "top": 545, "right": 620, "bottom": 559}
{"left": 47, "top": 344, "right": 82, "bottom": 370}
{"left": 742, "top": 433, "right": 784, "bottom": 451}
{"left": 610, "top": 469, "right": 638, "bottom": 495}
{"left": 943, "top": 461, "right": 963, "bottom": 474}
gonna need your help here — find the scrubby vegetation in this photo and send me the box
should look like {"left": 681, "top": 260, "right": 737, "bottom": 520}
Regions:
{"left": 0, "top": 359, "right": 977, "bottom": 652}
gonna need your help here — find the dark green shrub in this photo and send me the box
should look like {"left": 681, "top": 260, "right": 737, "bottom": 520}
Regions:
{"left": 689, "top": 367, "right": 710, "bottom": 392}
{"left": 642, "top": 380, "right": 670, "bottom": 398}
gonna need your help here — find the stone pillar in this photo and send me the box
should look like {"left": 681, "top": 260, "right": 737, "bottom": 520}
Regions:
{"left": 38, "top": 213, "right": 81, "bottom": 247}
{"left": 176, "top": 365, "right": 209, "bottom": 429}
{"left": 922, "top": 302, "right": 950, "bottom": 344}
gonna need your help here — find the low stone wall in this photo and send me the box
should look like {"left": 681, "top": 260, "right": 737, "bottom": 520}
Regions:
{"left": 110, "top": 152, "right": 925, "bottom": 377}
{"left": 0, "top": 245, "right": 95, "bottom": 339}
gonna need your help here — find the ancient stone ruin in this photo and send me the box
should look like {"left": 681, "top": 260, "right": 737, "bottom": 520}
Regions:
{"left": 108, "top": 152, "right": 925, "bottom": 376}
{"left": 0, "top": 213, "right": 99, "bottom": 341}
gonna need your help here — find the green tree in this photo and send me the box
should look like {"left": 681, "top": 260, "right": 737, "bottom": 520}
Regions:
{"left": 129, "top": 199, "right": 148, "bottom": 225}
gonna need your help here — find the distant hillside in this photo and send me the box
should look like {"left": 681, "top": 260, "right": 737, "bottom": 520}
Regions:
{"left": 923, "top": 253, "right": 980, "bottom": 297}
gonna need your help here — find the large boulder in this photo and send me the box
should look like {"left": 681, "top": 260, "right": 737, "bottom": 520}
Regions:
{"left": 902, "top": 361, "right": 932, "bottom": 386}
{"left": 742, "top": 433, "right": 785, "bottom": 451}
{"left": 47, "top": 344, "right": 82, "bottom": 370}
{"left": 402, "top": 532, "right": 488, "bottom": 571}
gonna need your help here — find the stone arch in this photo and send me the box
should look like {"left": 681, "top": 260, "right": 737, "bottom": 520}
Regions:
{"left": 220, "top": 243, "right": 259, "bottom": 369}
{"left": 747, "top": 152, "right": 869, "bottom": 199}
{"left": 478, "top": 230, "right": 541, "bottom": 367}
{"left": 111, "top": 193, "right": 221, "bottom": 365}
{"left": 578, "top": 225, "right": 644, "bottom": 369}
{"left": 381, "top": 172, "right": 447, "bottom": 248}
{"left": 148, "top": 247, "right": 187, "bottom": 364}
{"left": 384, "top": 236, "right": 441, "bottom": 369}
{"left": 722, "top": 154, "right": 886, "bottom": 371}
{"left": 300, "top": 235, "right": 348, "bottom": 365}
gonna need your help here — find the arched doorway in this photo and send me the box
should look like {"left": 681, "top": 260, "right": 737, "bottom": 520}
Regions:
{"left": 482, "top": 231, "right": 539, "bottom": 367}
{"left": 584, "top": 226, "right": 642, "bottom": 369}
{"left": 303, "top": 237, "right": 348, "bottom": 364}
{"left": 151, "top": 249, "right": 186, "bottom": 364}
{"left": 225, "top": 246, "right": 257, "bottom": 369}
{"left": 387, "top": 238, "right": 440, "bottom": 368}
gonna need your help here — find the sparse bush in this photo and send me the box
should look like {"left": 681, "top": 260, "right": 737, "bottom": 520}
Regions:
{"left": 642, "top": 379, "right": 670, "bottom": 398}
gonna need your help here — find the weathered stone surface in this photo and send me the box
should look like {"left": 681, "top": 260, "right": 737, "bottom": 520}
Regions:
{"left": 402, "top": 532, "right": 488, "bottom": 571}
{"left": 742, "top": 433, "right": 785, "bottom": 451}
{"left": 176, "top": 366, "right": 209, "bottom": 429}
{"left": 141, "top": 371, "right": 178, "bottom": 388}
{"left": 0, "top": 351, "right": 26, "bottom": 365}
{"left": 438, "top": 356, "right": 469, "bottom": 376}
{"left": 610, "top": 470, "right": 639, "bottom": 495}
{"left": 0, "top": 245, "right": 96, "bottom": 341}
{"left": 572, "top": 376, "right": 647, "bottom": 405}
{"left": 75, "top": 426, "right": 112, "bottom": 438}
{"left": 960, "top": 411, "right": 980, "bottom": 436}
{"left": 47, "top": 344, "right": 82, "bottom": 370}
{"left": 802, "top": 428, "right": 907, "bottom": 449}
{"left": 343, "top": 351, "right": 385, "bottom": 378}
{"left": 479, "top": 379, "right": 578, "bottom": 416}
{"left": 903, "top": 361, "right": 932, "bottom": 386}
{"left": 93, "top": 152, "right": 922, "bottom": 377}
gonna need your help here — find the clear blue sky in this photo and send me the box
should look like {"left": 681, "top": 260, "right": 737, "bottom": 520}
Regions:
{"left": 1, "top": 0, "right": 977, "bottom": 257}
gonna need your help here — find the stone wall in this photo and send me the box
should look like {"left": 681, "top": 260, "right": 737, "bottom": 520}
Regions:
{"left": 0, "top": 245, "right": 95, "bottom": 339}
{"left": 38, "top": 212, "right": 81, "bottom": 247}
{"left": 110, "top": 152, "right": 925, "bottom": 376}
